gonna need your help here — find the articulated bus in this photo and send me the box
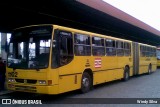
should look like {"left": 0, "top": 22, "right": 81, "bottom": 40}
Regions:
{"left": 6, "top": 24, "right": 157, "bottom": 94}
{"left": 157, "top": 48, "right": 160, "bottom": 67}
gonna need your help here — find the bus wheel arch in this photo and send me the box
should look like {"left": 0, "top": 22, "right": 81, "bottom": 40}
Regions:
{"left": 123, "top": 65, "right": 130, "bottom": 81}
{"left": 80, "top": 69, "right": 93, "bottom": 93}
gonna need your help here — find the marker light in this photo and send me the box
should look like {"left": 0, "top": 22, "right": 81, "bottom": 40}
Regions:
{"left": 38, "top": 80, "right": 46, "bottom": 84}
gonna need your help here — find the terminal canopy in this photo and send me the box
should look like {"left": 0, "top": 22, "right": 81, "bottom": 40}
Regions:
{"left": 0, "top": 0, "right": 160, "bottom": 46}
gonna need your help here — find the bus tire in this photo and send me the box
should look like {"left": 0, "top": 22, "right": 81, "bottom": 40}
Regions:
{"left": 81, "top": 72, "right": 92, "bottom": 93}
{"left": 123, "top": 67, "right": 129, "bottom": 81}
{"left": 148, "top": 64, "right": 152, "bottom": 75}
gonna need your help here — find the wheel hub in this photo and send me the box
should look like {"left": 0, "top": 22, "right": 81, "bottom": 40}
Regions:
{"left": 83, "top": 78, "right": 89, "bottom": 87}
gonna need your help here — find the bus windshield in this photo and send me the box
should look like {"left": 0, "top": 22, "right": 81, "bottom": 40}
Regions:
{"left": 7, "top": 25, "right": 53, "bottom": 69}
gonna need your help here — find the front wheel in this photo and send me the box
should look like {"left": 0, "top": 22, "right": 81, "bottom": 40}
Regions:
{"left": 81, "top": 72, "right": 92, "bottom": 93}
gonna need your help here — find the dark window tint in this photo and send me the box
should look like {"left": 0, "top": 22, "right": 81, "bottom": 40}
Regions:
{"left": 140, "top": 45, "right": 156, "bottom": 57}
{"left": 59, "top": 31, "right": 73, "bottom": 66}
{"left": 124, "top": 42, "right": 131, "bottom": 56}
{"left": 140, "top": 45, "right": 145, "bottom": 57}
{"left": 51, "top": 30, "right": 73, "bottom": 68}
{"left": 92, "top": 36, "right": 105, "bottom": 56}
{"left": 106, "top": 39, "right": 116, "bottom": 56}
{"left": 116, "top": 41, "right": 124, "bottom": 56}
{"left": 74, "top": 34, "right": 91, "bottom": 56}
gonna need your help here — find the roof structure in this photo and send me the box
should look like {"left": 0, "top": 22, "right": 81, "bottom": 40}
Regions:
{"left": 79, "top": 0, "right": 160, "bottom": 36}
{"left": 0, "top": 0, "right": 160, "bottom": 46}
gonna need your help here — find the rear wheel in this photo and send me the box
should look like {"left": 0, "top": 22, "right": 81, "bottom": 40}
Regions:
{"left": 123, "top": 67, "right": 129, "bottom": 81}
{"left": 148, "top": 64, "right": 152, "bottom": 75}
{"left": 81, "top": 72, "right": 92, "bottom": 93}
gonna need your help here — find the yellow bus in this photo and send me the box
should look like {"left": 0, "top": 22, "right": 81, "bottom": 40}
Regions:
{"left": 157, "top": 48, "right": 160, "bottom": 67}
{"left": 6, "top": 24, "right": 157, "bottom": 94}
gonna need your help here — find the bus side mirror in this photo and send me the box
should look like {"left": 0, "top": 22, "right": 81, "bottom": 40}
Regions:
{"left": 52, "top": 40, "right": 56, "bottom": 48}
{"left": 52, "top": 29, "right": 59, "bottom": 48}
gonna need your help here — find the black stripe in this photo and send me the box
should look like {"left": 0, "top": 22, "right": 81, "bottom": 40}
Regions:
{"left": 140, "top": 65, "right": 148, "bottom": 66}
{"left": 140, "top": 64, "right": 157, "bottom": 67}
{"left": 93, "top": 68, "right": 123, "bottom": 72}
{"left": 59, "top": 65, "right": 143, "bottom": 76}
{"left": 59, "top": 73, "right": 82, "bottom": 77}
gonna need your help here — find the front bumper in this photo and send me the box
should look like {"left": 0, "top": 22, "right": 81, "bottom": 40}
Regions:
{"left": 7, "top": 83, "right": 59, "bottom": 95}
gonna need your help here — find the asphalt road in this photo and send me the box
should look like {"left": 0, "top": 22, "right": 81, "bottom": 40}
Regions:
{"left": 1, "top": 69, "right": 160, "bottom": 107}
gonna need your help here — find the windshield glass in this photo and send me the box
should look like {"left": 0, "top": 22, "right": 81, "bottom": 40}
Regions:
{"left": 7, "top": 25, "right": 52, "bottom": 69}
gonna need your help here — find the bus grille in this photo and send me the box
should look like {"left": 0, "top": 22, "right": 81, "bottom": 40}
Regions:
{"left": 27, "top": 79, "right": 37, "bottom": 84}
{"left": 15, "top": 79, "right": 37, "bottom": 84}
{"left": 15, "top": 85, "right": 37, "bottom": 92}
{"left": 15, "top": 79, "right": 24, "bottom": 83}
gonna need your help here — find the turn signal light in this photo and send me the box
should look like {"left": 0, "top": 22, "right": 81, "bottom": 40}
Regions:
{"left": 48, "top": 80, "right": 52, "bottom": 85}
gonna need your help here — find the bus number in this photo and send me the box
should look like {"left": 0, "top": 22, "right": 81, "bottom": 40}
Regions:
{"left": 8, "top": 72, "right": 18, "bottom": 77}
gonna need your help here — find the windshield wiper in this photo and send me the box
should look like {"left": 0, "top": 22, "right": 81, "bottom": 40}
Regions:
{"left": 34, "top": 61, "right": 40, "bottom": 71}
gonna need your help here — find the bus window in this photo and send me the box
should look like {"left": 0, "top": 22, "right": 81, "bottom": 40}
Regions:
{"left": 92, "top": 36, "right": 105, "bottom": 56}
{"left": 143, "top": 46, "right": 147, "bottom": 57}
{"left": 146, "top": 47, "right": 149, "bottom": 57}
{"left": 140, "top": 45, "right": 143, "bottom": 57}
{"left": 141, "top": 45, "right": 148, "bottom": 57}
{"left": 148, "top": 47, "right": 152, "bottom": 57}
{"left": 152, "top": 48, "right": 155, "bottom": 57}
{"left": 105, "top": 39, "right": 116, "bottom": 56}
{"left": 124, "top": 42, "right": 131, "bottom": 56}
{"left": 116, "top": 41, "right": 124, "bottom": 56}
{"left": 74, "top": 34, "right": 91, "bottom": 56}
{"left": 153, "top": 48, "right": 156, "bottom": 57}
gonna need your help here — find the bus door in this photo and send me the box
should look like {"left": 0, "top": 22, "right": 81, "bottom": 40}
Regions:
{"left": 52, "top": 29, "right": 74, "bottom": 92}
{"left": 132, "top": 42, "right": 139, "bottom": 75}
{"left": 52, "top": 29, "right": 73, "bottom": 70}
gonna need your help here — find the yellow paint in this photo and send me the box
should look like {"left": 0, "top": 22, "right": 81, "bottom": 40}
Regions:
{"left": 6, "top": 24, "right": 157, "bottom": 95}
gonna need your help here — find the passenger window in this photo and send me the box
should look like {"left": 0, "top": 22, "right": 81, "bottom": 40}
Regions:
{"left": 124, "top": 42, "right": 131, "bottom": 56}
{"left": 140, "top": 45, "right": 148, "bottom": 57}
{"left": 106, "top": 39, "right": 116, "bottom": 56}
{"left": 153, "top": 48, "right": 156, "bottom": 57}
{"left": 150, "top": 47, "right": 156, "bottom": 57}
{"left": 74, "top": 34, "right": 91, "bottom": 56}
{"left": 116, "top": 41, "right": 124, "bottom": 56}
{"left": 140, "top": 45, "right": 143, "bottom": 57}
{"left": 140, "top": 45, "right": 145, "bottom": 57}
{"left": 92, "top": 36, "right": 105, "bottom": 56}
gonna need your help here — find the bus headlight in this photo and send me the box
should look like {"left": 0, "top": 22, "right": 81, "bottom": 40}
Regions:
{"left": 38, "top": 80, "right": 46, "bottom": 84}
{"left": 8, "top": 78, "right": 15, "bottom": 82}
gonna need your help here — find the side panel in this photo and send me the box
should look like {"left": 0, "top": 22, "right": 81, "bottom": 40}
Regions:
{"left": 157, "top": 60, "right": 160, "bottom": 67}
{"left": 132, "top": 42, "right": 139, "bottom": 75}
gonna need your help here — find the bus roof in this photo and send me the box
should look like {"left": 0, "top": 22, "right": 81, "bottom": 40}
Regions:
{"left": 53, "top": 25, "right": 132, "bottom": 42}
{"left": 138, "top": 42, "right": 156, "bottom": 48}
{"left": 13, "top": 24, "right": 156, "bottom": 47}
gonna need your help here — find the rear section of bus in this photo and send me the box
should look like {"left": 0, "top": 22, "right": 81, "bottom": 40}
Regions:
{"left": 157, "top": 48, "right": 160, "bottom": 67}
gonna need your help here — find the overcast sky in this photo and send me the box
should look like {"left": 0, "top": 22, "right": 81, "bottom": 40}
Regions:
{"left": 103, "top": 0, "right": 160, "bottom": 31}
